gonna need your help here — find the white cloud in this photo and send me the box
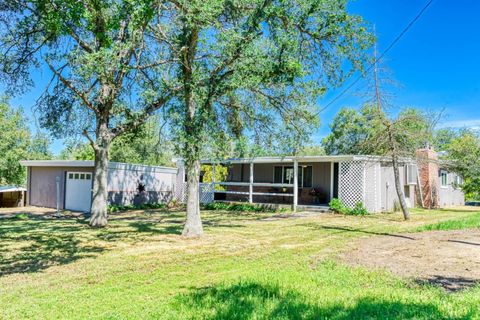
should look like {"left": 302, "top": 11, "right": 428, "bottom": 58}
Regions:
{"left": 437, "top": 119, "right": 480, "bottom": 130}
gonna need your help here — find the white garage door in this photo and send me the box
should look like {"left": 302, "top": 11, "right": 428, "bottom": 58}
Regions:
{"left": 65, "top": 172, "right": 93, "bottom": 212}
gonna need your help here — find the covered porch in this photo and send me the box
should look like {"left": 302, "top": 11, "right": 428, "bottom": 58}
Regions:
{"left": 199, "top": 156, "right": 358, "bottom": 211}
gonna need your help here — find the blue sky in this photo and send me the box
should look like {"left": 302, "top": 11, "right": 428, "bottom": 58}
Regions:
{"left": 317, "top": 0, "right": 480, "bottom": 142}
{"left": 5, "top": 0, "right": 480, "bottom": 154}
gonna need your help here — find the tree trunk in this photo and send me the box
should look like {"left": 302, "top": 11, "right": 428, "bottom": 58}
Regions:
{"left": 89, "top": 130, "right": 111, "bottom": 227}
{"left": 387, "top": 125, "right": 410, "bottom": 220}
{"left": 182, "top": 158, "right": 203, "bottom": 237}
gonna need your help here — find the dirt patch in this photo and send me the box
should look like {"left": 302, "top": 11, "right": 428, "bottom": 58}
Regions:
{"left": 341, "top": 229, "right": 480, "bottom": 292}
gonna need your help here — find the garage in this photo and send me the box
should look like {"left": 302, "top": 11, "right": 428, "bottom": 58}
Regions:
{"left": 65, "top": 172, "right": 93, "bottom": 212}
{"left": 20, "top": 160, "right": 177, "bottom": 212}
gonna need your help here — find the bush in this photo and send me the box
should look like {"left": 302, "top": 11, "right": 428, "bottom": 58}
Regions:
{"left": 329, "top": 198, "right": 350, "bottom": 215}
{"left": 202, "top": 202, "right": 277, "bottom": 213}
{"left": 13, "top": 213, "right": 29, "bottom": 220}
{"left": 329, "top": 198, "right": 369, "bottom": 216}
{"left": 350, "top": 202, "right": 369, "bottom": 216}
{"left": 108, "top": 203, "right": 167, "bottom": 213}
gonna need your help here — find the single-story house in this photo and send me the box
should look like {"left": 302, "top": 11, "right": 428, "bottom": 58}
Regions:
{"left": 175, "top": 147, "right": 464, "bottom": 212}
{"left": 20, "top": 160, "right": 177, "bottom": 212}
{"left": 0, "top": 186, "right": 27, "bottom": 207}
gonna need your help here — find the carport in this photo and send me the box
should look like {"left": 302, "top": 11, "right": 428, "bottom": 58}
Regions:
{"left": 0, "top": 186, "right": 27, "bottom": 207}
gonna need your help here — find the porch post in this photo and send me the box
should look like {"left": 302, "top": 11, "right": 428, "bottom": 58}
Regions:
{"left": 330, "top": 162, "right": 334, "bottom": 201}
{"left": 249, "top": 162, "right": 254, "bottom": 203}
{"left": 212, "top": 163, "right": 216, "bottom": 202}
{"left": 293, "top": 159, "right": 298, "bottom": 212}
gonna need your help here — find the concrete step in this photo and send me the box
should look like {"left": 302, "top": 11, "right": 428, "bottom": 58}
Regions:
{"left": 297, "top": 205, "right": 332, "bottom": 213}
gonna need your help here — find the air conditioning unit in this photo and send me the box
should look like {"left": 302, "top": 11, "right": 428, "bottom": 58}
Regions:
{"left": 405, "top": 164, "right": 418, "bottom": 185}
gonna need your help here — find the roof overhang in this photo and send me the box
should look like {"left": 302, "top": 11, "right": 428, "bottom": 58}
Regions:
{"left": 0, "top": 186, "right": 27, "bottom": 193}
{"left": 20, "top": 160, "right": 177, "bottom": 174}
{"left": 199, "top": 154, "right": 417, "bottom": 165}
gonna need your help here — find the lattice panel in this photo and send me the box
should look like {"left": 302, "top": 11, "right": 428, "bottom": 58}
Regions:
{"left": 175, "top": 182, "right": 187, "bottom": 203}
{"left": 199, "top": 183, "right": 214, "bottom": 204}
{"left": 364, "top": 162, "right": 382, "bottom": 213}
{"left": 338, "top": 161, "right": 365, "bottom": 209}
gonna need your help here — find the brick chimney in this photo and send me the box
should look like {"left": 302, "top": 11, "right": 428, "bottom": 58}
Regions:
{"left": 416, "top": 146, "right": 439, "bottom": 208}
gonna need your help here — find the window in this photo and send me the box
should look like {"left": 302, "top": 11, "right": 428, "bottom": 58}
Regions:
{"left": 273, "top": 165, "right": 313, "bottom": 187}
{"left": 69, "top": 173, "right": 73, "bottom": 179}
{"left": 440, "top": 170, "right": 448, "bottom": 188}
{"left": 74, "top": 173, "right": 79, "bottom": 179}
{"left": 80, "top": 173, "right": 85, "bottom": 180}
{"left": 86, "top": 174, "right": 92, "bottom": 180}
{"left": 405, "top": 164, "right": 418, "bottom": 185}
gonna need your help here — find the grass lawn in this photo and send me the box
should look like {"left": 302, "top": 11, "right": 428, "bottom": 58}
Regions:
{"left": 1, "top": 207, "right": 479, "bottom": 319}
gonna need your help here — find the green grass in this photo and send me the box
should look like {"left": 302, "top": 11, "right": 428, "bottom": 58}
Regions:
{"left": 417, "top": 211, "right": 480, "bottom": 232}
{"left": 0, "top": 207, "right": 479, "bottom": 319}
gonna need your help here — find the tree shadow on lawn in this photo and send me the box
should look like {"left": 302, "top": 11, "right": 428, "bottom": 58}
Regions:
{"left": 300, "top": 223, "right": 416, "bottom": 240}
{"left": 176, "top": 282, "right": 468, "bottom": 319}
{"left": 0, "top": 211, "right": 248, "bottom": 277}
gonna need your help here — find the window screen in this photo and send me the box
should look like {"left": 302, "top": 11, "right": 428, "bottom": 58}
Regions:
{"left": 303, "top": 166, "right": 313, "bottom": 187}
{"left": 274, "top": 166, "right": 283, "bottom": 183}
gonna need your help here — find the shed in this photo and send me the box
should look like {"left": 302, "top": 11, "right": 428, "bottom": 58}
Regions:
{"left": 0, "top": 186, "right": 27, "bottom": 207}
{"left": 20, "top": 160, "right": 177, "bottom": 212}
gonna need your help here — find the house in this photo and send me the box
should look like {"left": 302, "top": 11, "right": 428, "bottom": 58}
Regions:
{"left": 20, "top": 160, "right": 177, "bottom": 212}
{"left": 175, "top": 147, "right": 464, "bottom": 212}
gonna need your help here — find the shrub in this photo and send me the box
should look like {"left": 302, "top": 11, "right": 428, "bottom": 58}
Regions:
{"left": 108, "top": 203, "right": 167, "bottom": 213}
{"left": 349, "top": 202, "right": 369, "bottom": 216}
{"left": 202, "top": 202, "right": 276, "bottom": 213}
{"left": 329, "top": 198, "right": 350, "bottom": 215}
{"left": 329, "top": 198, "right": 369, "bottom": 216}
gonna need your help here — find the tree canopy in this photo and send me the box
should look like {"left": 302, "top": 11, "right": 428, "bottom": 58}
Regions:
{"left": 323, "top": 105, "right": 433, "bottom": 156}
{"left": 0, "top": 98, "right": 51, "bottom": 186}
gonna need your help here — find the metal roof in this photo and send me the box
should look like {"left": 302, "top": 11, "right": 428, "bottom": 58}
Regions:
{"left": 20, "top": 160, "right": 177, "bottom": 174}
{"left": 0, "top": 186, "right": 27, "bottom": 193}
{"left": 199, "top": 155, "right": 416, "bottom": 164}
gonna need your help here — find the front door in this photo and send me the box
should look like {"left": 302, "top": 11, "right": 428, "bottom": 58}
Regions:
{"left": 65, "top": 172, "right": 93, "bottom": 212}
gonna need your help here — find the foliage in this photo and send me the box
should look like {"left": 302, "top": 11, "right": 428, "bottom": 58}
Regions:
{"left": 437, "top": 129, "right": 480, "bottom": 201}
{"left": 329, "top": 198, "right": 350, "bottom": 214}
{"left": 202, "top": 202, "right": 278, "bottom": 213}
{"left": 417, "top": 212, "right": 480, "bottom": 231}
{"left": 329, "top": 198, "right": 369, "bottom": 216}
{"left": 59, "top": 115, "right": 175, "bottom": 166}
{"left": 108, "top": 203, "right": 167, "bottom": 214}
{"left": 323, "top": 105, "right": 432, "bottom": 156}
{"left": 0, "top": 98, "right": 51, "bottom": 186}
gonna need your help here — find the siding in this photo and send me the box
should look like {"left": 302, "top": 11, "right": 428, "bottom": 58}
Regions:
{"left": 29, "top": 166, "right": 93, "bottom": 209}
{"left": 438, "top": 170, "right": 465, "bottom": 207}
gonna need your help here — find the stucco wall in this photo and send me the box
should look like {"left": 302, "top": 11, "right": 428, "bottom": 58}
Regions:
{"left": 380, "top": 164, "right": 417, "bottom": 212}
{"left": 438, "top": 170, "right": 465, "bottom": 207}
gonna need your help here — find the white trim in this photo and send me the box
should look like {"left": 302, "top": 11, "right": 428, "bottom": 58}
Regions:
{"left": 440, "top": 169, "right": 449, "bottom": 188}
{"left": 200, "top": 154, "right": 417, "bottom": 165}
{"left": 293, "top": 159, "right": 298, "bottom": 212}
{"left": 330, "top": 162, "right": 334, "bottom": 201}
{"left": 20, "top": 160, "right": 177, "bottom": 174}
{"left": 249, "top": 162, "right": 254, "bottom": 203}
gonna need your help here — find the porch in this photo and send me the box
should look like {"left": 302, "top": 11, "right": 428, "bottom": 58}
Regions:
{"left": 198, "top": 156, "right": 357, "bottom": 211}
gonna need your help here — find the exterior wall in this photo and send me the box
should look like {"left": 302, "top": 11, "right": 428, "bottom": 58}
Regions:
{"left": 107, "top": 164, "right": 176, "bottom": 206}
{"left": 380, "top": 163, "right": 416, "bottom": 212}
{"left": 28, "top": 166, "right": 93, "bottom": 209}
{"left": 27, "top": 164, "right": 177, "bottom": 209}
{"left": 416, "top": 148, "right": 440, "bottom": 208}
{"left": 438, "top": 169, "right": 465, "bottom": 207}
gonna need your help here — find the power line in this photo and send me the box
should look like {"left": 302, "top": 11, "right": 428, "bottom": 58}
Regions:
{"left": 318, "top": 0, "right": 435, "bottom": 114}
